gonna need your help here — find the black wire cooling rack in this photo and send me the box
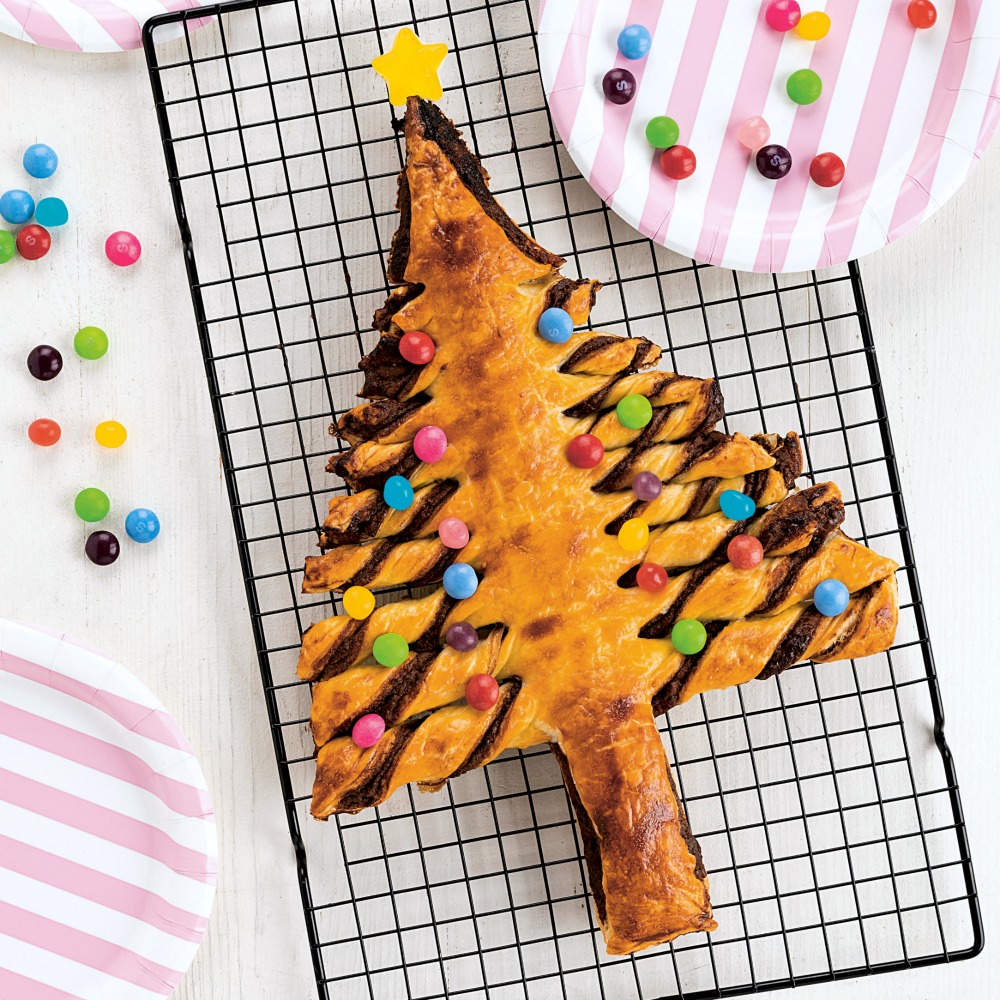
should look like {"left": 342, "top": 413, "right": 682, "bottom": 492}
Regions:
{"left": 143, "top": 2, "right": 982, "bottom": 998}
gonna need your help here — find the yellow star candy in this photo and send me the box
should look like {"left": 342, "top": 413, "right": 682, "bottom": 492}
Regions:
{"left": 371, "top": 27, "right": 448, "bottom": 107}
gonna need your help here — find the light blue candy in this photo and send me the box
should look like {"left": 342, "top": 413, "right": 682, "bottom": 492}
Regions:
{"left": 23, "top": 143, "right": 58, "bottom": 179}
{"left": 814, "top": 579, "right": 849, "bottom": 617}
{"left": 617, "top": 24, "right": 652, "bottom": 60}
{"left": 35, "top": 197, "right": 68, "bottom": 228}
{"left": 125, "top": 507, "right": 161, "bottom": 543}
{"left": 0, "top": 189, "right": 34, "bottom": 224}
{"left": 719, "top": 489, "right": 755, "bottom": 521}
{"left": 538, "top": 307, "right": 573, "bottom": 344}
{"left": 383, "top": 474, "right": 414, "bottom": 511}
{"left": 443, "top": 562, "right": 478, "bottom": 600}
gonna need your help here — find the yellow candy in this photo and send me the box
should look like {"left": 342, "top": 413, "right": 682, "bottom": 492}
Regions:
{"left": 617, "top": 518, "right": 649, "bottom": 553}
{"left": 95, "top": 420, "right": 127, "bottom": 448}
{"left": 371, "top": 27, "right": 448, "bottom": 107}
{"left": 796, "top": 11, "right": 831, "bottom": 40}
{"left": 343, "top": 585, "right": 376, "bottom": 620}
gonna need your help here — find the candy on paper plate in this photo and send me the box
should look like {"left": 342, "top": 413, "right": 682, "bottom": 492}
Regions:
{"left": 787, "top": 68, "right": 823, "bottom": 106}
{"left": 371, "top": 27, "right": 448, "bottom": 106}
{"left": 660, "top": 145, "right": 697, "bottom": 180}
{"left": 737, "top": 116, "right": 770, "bottom": 151}
{"left": 908, "top": 1, "right": 937, "bottom": 29}
{"left": 105, "top": 230, "right": 141, "bottom": 266}
{"left": 603, "top": 68, "right": 636, "bottom": 105}
{"left": 35, "top": 197, "right": 68, "bottom": 227}
{"left": 85, "top": 530, "right": 120, "bottom": 566}
{"left": 810, "top": 152, "right": 846, "bottom": 188}
{"left": 27, "top": 344, "right": 62, "bottom": 381}
{"left": 28, "top": 418, "right": 61, "bottom": 446}
{"left": 95, "top": 420, "right": 127, "bottom": 448}
{"left": 125, "top": 507, "right": 161, "bottom": 543}
{"left": 765, "top": 0, "right": 801, "bottom": 32}
{"left": 646, "top": 116, "right": 680, "bottom": 150}
{"left": 756, "top": 144, "right": 793, "bottom": 180}
{"left": 17, "top": 224, "right": 51, "bottom": 260}
{"left": 0, "top": 189, "right": 34, "bottom": 224}
{"left": 617, "top": 24, "right": 652, "bottom": 60}
{"left": 74, "top": 325, "right": 109, "bottom": 360}
{"left": 796, "top": 11, "right": 831, "bottom": 40}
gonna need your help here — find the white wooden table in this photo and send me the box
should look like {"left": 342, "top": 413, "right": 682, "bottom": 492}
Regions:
{"left": 1, "top": 15, "right": 997, "bottom": 1000}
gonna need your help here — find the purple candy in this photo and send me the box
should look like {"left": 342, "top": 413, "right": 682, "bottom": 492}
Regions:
{"left": 446, "top": 622, "right": 479, "bottom": 652}
{"left": 85, "top": 530, "right": 120, "bottom": 566}
{"left": 632, "top": 471, "right": 662, "bottom": 502}
{"left": 602, "top": 68, "right": 636, "bottom": 105}
{"left": 756, "top": 144, "right": 793, "bottom": 179}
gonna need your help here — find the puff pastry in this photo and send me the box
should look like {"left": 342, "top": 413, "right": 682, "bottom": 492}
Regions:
{"left": 299, "top": 98, "right": 899, "bottom": 955}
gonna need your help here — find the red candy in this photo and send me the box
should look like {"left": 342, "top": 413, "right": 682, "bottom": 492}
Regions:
{"left": 28, "top": 418, "right": 61, "bottom": 446}
{"left": 105, "top": 231, "right": 141, "bottom": 266}
{"left": 567, "top": 433, "right": 604, "bottom": 469}
{"left": 399, "top": 330, "right": 436, "bottom": 365}
{"left": 17, "top": 224, "right": 51, "bottom": 260}
{"left": 727, "top": 534, "right": 764, "bottom": 570}
{"left": 660, "top": 145, "right": 697, "bottom": 180}
{"left": 907, "top": 0, "right": 937, "bottom": 28}
{"left": 465, "top": 673, "right": 500, "bottom": 711}
{"left": 810, "top": 152, "right": 846, "bottom": 188}
{"left": 636, "top": 562, "right": 668, "bottom": 593}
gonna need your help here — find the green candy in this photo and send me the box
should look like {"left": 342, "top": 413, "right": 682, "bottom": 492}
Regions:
{"left": 786, "top": 69, "right": 822, "bottom": 106}
{"left": 75, "top": 487, "right": 110, "bottom": 523}
{"left": 645, "top": 116, "right": 680, "bottom": 150}
{"left": 671, "top": 619, "right": 707, "bottom": 656}
{"left": 616, "top": 393, "right": 653, "bottom": 430}
{"left": 0, "top": 230, "right": 14, "bottom": 264}
{"left": 74, "top": 326, "right": 109, "bottom": 360}
{"left": 373, "top": 632, "right": 409, "bottom": 667}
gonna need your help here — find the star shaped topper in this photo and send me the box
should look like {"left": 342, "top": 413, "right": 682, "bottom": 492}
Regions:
{"left": 371, "top": 27, "right": 449, "bottom": 106}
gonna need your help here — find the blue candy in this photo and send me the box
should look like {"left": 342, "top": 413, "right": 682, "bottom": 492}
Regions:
{"left": 443, "top": 562, "right": 478, "bottom": 600}
{"left": 814, "top": 579, "right": 849, "bottom": 617}
{"left": 23, "top": 143, "right": 58, "bottom": 179}
{"left": 617, "top": 24, "right": 652, "bottom": 60}
{"left": 538, "top": 307, "right": 573, "bottom": 344}
{"left": 719, "top": 489, "right": 755, "bottom": 521}
{"left": 125, "top": 508, "right": 161, "bottom": 543}
{"left": 383, "top": 474, "right": 414, "bottom": 511}
{"left": 35, "top": 197, "right": 68, "bottom": 228}
{"left": 0, "top": 189, "right": 34, "bottom": 224}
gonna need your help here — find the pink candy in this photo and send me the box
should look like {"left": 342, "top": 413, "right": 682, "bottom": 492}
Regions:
{"left": 737, "top": 116, "right": 771, "bottom": 151}
{"left": 765, "top": 0, "right": 801, "bottom": 31}
{"left": 351, "top": 713, "right": 386, "bottom": 748}
{"left": 413, "top": 425, "right": 448, "bottom": 463}
{"left": 105, "top": 230, "right": 141, "bottom": 267}
{"left": 438, "top": 516, "right": 470, "bottom": 549}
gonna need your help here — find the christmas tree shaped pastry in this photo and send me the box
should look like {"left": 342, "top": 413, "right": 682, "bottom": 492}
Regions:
{"left": 298, "top": 99, "right": 899, "bottom": 955}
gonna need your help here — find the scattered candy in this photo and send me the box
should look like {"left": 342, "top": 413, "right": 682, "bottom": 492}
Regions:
{"left": 27, "top": 344, "right": 62, "bottom": 381}
{"left": 438, "top": 516, "right": 470, "bottom": 549}
{"left": 373, "top": 632, "right": 409, "bottom": 667}
{"left": 810, "top": 152, "right": 845, "bottom": 188}
{"left": 636, "top": 562, "right": 668, "bottom": 593}
{"left": 796, "top": 11, "right": 831, "bottom": 40}
{"left": 632, "top": 470, "right": 662, "bottom": 502}
{"left": 616, "top": 393, "right": 653, "bottom": 429}
{"left": 660, "top": 145, "right": 697, "bottom": 180}
{"left": 35, "top": 197, "right": 68, "bottom": 228}
{"left": 618, "top": 517, "right": 649, "bottom": 553}
{"left": 727, "top": 534, "right": 764, "bottom": 570}
{"left": 343, "top": 585, "right": 375, "bottom": 620}
{"left": 671, "top": 618, "right": 707, "bottom": 655}
{"left": 383, "top": 474, "right": 414, "bottom": 510}
{"left": 95, "top": 420, "right": 127, "bottom": 448}
{"left": 756, "top": 144, "right": 793, "bottom": 180}
{"left": 28, "top": 418, "right": 61, "bottom": 447}
{"left": 413, "top": 425, "right": 448, "bottom": 463}
{"left": 443, "top": 562, "right": 478, "bottom": 600}
{"left": 787, "top": 68, "right": 822, "bottom": 105}
{"left": 567, "top": 433, "right": 604, "bottom": 469}
{"left": 75, "top": 487, "right": 110, "bottom": 523}
{"left": 719, "top": 489, "right": 755, "bottom": 521}
{"left": 74, "top": 325, "right": 108, "bottom": 360}
{"left": 371, "top": 27, "right": 448, "bottom": 106}
{"left": 352, "top": 713, "right": 386, "bottom": 748}
{"left": 737, "top": 116, "right": 770, "bottom": 151}
{"left": 85, "top": 530, "right": 120, "bottom": 566}
{"left": 0, "top": 231, "right": 15, "bottom": 264}
{"left": 445, "top": 622, "right": 479, "bottom": 652}
{"left": 0, "top": 189, "right": 34, "bottom": 224}
{"left": 465, "top": 673, "right": 500, "bottom": 711}
{"left": 765, "top": 0, "right": 801, "bottom": 32}
{"left": 538, "top": 306, "right": 573, "bottom": 343}
{"left": 814, "top": 578, "right": 849, "bottom": 616}
{"left": 105, "top": 230, "right": 141, "bottom": 267}
{"left": 646, "top": 116, "right": 680, "bottom": 150}
{"left": 23, "top": 143, "right": 58, "bottom": 178}
{"left": 617, "top": 24, "right": 652, "bottom": 60}
{"left": 603, "top": 68, "right": 636, "bottom": 105}
{"left": 125, "top": 507, "right": 161, "bottom": 543}
{"left": 908, "top": 0, "right": 937, "bottom": 28}
{"left": 16, "top": 224, "right": 51, "bottom": 260}
{"left": 399, "top": 330, "right": 436, "bottom": 364}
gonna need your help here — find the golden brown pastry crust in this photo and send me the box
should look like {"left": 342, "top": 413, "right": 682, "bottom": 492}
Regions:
{"left": 298, "top": 98, "right": 899, "bottom": 955}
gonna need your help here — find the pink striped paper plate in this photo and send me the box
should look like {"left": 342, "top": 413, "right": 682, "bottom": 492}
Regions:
{"left": 538, "top": 0, "right": 1000, "bottom": 273}
{"left": 0, "top": 619, "right": 216, "bottom": 1000}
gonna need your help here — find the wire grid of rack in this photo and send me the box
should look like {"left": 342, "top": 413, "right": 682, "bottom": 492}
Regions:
{"left": 143, "top": 1, "right": 981, "bottom": 998}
